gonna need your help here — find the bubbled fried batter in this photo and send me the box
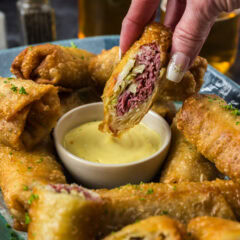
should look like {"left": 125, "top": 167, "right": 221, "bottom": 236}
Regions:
{"left": 11, "top": 44, "right": 95, "bottom": 88}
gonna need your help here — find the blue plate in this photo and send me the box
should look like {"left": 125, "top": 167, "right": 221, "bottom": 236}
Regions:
{"left": 0, "top": 35, "right": 239, "bottom": 240}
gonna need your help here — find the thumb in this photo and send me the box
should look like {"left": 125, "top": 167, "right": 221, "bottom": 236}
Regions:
{"left": 166, "top": 1, "right": 217, "bottom": 82}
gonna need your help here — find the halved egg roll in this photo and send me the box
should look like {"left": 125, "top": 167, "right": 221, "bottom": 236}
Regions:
{"left": 89, "top": 46, "right": 120, "bottom": 90}
{"left": 188, "top": 217, "right": 240, "bottom": 240}
{"left": 28, "top": 184, "right": 103, "bottom": 240}
{"left": 177, "top": 94, "right": 240, "bottom": 181}
{"left": 0, "top": 141, "right": 66, "bottom": 231}
{"left": 27, "top": 181, "right": 236, "bottom": 240}
{"left": 88, "top": 45, "right": 207, "bottom": 100}
{"left": 99, "top": 23, "right": 172, "bottom": 135}
{"left": 11, "top": 44, "right": 95, "bottom": 88}
{"left": 160, "top": 118, "right": 222, "bottom": 183}
{"left": 0, "top": 77, "right": 60, "bottom": 150}
{"left": 103, "top": 216, "right": 187, "bottom": 240}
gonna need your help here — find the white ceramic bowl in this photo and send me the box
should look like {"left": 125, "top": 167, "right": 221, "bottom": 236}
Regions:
{"left": 54, "top": 102, "right": 171, "bottom": 189}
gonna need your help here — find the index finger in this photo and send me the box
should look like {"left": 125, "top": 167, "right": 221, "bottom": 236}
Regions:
{"left": 120, "top": 0, "right": 160, "bottom": 54}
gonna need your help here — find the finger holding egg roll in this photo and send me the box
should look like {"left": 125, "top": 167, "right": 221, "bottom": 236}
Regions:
{"left": 11, "top": 44, "right": 95, "bottom": 89}
{"left": 188, "top": 216, "right": 240, "bottom": 240}
{"left": 177, "top": 94, "right": 240, "bottom": 181}
{"left": 0, "top": 140, "right": 66, "bottom": 231}
{"left": 160, "top": 118, "right": 223, "bottom": 183}
{"left": 103, "top": 216, "right": 187, "bottom": 240}
{"left": 0, "top": 77, "right": 60, "bottom": 150}
{"left": 88, "top": 45, "right": 207, "bottom": 102}
{"left": 100, "top": 23, "right": 172, "bottom": 136}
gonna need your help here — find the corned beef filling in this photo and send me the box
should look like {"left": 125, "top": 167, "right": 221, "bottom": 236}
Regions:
{"left": 49, "top": 184, "right": 100, "bottom": 201}
{"left": 116, "top": 43, "right": 161, "bottom": 116}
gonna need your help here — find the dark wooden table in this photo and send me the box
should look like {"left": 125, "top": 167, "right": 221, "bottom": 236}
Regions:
{"left": 1, "top": 0, "right": 240, "bottom": 84}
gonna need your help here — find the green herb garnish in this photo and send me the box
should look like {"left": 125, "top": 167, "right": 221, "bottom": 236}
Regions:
{"left": 23, "top": 185, "right": 29, "bottom": 191}
{"left": 147, "top": 188, "right": 154, "bottom": 194}
{"left": 236, "top": 121, "right": 240, "bottom": 125}
{"left": 70, "top": 41, "right": 78, "bottom": 48}
{"left": 28, "top": 194, "right": 39, "bottom": 204}
{"left": 25, "top": 213, "right": 31, "bottom": 224}
{"left": 36, "top": 157, "right": 44, "bottom": 163}
{"left": 19, "top": 87, "right": 28, "bottom": 95}
{"left": 162, "top": 210, "right": 169, "bottom": 215}
{"left": 10, "top": 85, "right": 18, "bottom": 92}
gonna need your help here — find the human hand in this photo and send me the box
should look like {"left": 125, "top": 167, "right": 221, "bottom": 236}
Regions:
{"left": 120, "top": 0, "right": 240, "bottom": 82}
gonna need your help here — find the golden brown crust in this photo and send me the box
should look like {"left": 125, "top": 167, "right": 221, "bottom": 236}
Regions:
{"left": 0, "top": 141, "right": 66, "bottom": 231}
{"left": 151, "top": 100, "right": 177, "bottom": 124}
{"left": 160, "top": 118, "right": 223, "bottom": 183}
{"left": 11, "top": 44, "right": 95, "bottom": 88}
{"left": 155, "top": 56, "right": 207, "bottom": 101}
{"left": 100, "top": 23, "right": 172, "bottom": 135}
{"left": 177, "top": 94, "right": 240, "bottom": 181}
{"left": 28, "top": 186, "right": 103, "bottom": 240}
{"left": 103, "top": 216, "right": 187, "bottom": 240}
{"left": 0, "top": 77, "right": 60, "bottom": 150}
{"left": 188, "top": 216, "right": 240, "bottom": 240}
{"left": 89, "top": 46, "right": 120, "bottom": 90}
{"left": 95, "top": 180, "right": 236, "bottom": 237}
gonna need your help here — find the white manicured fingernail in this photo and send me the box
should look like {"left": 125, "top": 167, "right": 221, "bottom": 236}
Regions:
{"left": 119, "top": 48, "right": 122, "bottom": 60}
{"left": 166, "top": 52, "right": 190, "bottom": 83}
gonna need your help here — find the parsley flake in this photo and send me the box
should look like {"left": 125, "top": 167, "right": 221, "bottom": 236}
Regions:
{"left": 147, "top": 188, "right": 154, "bottom": 194}
{"left": 23, "top": 185, "right": 29, "bottom": 191}
{"left": 70, "top": 41, "right": 78, "bottom": 48}
{"left": 36, "top": 157, "right": 44, "bottom": 163}
{"left": 236, "top": 121, "right": 240, "bottom": 125}
{"left": 10, "top": 85, "right": 18, "bottom": 92}
{"left": 28, "top": 194, "right": 39, "bottom": 204}
{"left": 19, "top": 87, "right": 28, "bottom": 95}
{"left": 25, "top": 213, "right": 31, "bottom": 224}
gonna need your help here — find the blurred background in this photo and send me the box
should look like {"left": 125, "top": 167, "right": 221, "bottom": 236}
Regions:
{"left": 0, "top": 0, "right": 240, "bottom": 83}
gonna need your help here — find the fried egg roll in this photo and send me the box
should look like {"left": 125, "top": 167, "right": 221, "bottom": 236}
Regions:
{"left": 188, "top": 217, "right": 240, "bottom": 240}
{"left": 103, "top": 216, "right": 187, "bottom": 240}
{"left": 177, "top": 94, "right": 240, "bottom": 181}
{"left": 0, "top": 142, "right": 66, "bottom": 231}
{"left": 151, "top": 100, "right": 177, "bottom": 124}
{"left": 155, "top": 56, "right": 207, "bottom": 101}
{"left": 28, "top": 181, "right": 235, "bottom": 240}
{"left": 89, "top": 46, "right": 120, "bottom": 90}
{"left": 11, "top": 44, "right": 95, "bottom": 88}
{"left": 0, "top": 77, "right": 60, "bottom": 150}
{"left": 88, "top": 45, "right": 207, "bottom": 101}
{"left": 28, "top": 184, "right": 103, "bottom": 240}
{"left": 160, "top": 119, "right": 222, "bottom": 183}
{"left": 100, "top": 23, "right": 172, "bottom": 135}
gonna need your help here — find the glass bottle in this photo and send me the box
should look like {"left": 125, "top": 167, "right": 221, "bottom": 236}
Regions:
{"left": 17, "top": 0, "right": 56, "bottom": 45}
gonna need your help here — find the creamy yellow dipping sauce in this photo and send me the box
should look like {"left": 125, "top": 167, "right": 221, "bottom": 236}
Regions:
{"left": 64, "top": 121, "right": 162, "bottom": 164}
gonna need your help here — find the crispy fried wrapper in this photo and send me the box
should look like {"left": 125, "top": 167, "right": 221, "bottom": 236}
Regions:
{"left": 28, "top": 180, "right": 236, "bottom": 239}
{"left": 89, "top": 46, "right": 120, "bottom": 90}
{"left": 0, "top": 141, "right": 66, "bottom": 231}
{"left": 177, "top": 94, "right": 240, "bottom": 181}
{"left": 160, "top": 118, "right": 223, "bottom": 183}
{"left": 11, "top": 44, "right": 95, "bottom": 88}
{"left": 100, "top": 23, "right": 172, "bottom": 136}
{"left": 151, "top": 100, "right": 177, "bottom": 124}
{"left": 155, "top": 56, "right": 207, "bottom": 101}
{"left": 0, "top": 77, "right": 60, "bottom": 150}
{"left": 28, "top": 184, "right": 104, "bottom": 240}
{"left": 188, "top": 216, "right": 240, "bottom": 240}
{"left": 89, "top": 45, "right": 207, "bottom": 101}
{"left": 104, "top": 216, "right": 187, "bottom": 240}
